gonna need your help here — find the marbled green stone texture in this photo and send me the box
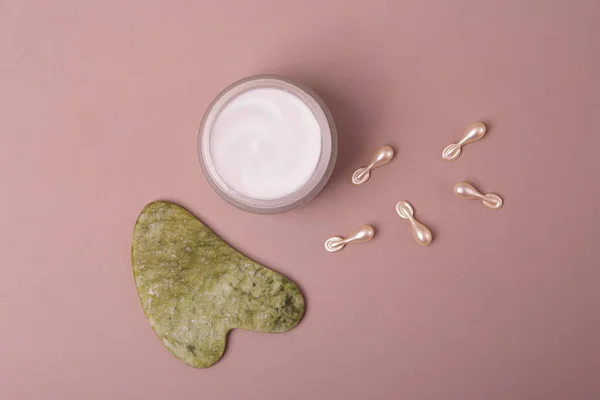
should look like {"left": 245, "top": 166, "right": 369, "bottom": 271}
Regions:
{"left": 131, "top": 201, "right": 305, "bottom": 368}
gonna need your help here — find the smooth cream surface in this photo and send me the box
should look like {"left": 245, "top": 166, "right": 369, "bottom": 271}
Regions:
{"left": 209, "top": 88, "right": 321, "bottom": 200}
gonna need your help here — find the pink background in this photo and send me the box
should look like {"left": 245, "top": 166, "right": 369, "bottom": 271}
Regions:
{"left": 2, "top": 1, "right": 600, "bottom": 399}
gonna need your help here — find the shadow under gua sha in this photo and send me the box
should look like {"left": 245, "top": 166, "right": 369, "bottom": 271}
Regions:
{"left": 131, "top": 201, "right": 305, "bottom": 368}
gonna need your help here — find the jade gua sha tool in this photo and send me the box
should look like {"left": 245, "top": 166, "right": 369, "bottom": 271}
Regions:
{"left": 131, "top": 201, "right": 305, "bottom": 368}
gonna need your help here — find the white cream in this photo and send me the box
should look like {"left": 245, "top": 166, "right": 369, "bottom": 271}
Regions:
{"left": 209, "top": 88, "right": 322, "bottom": 200}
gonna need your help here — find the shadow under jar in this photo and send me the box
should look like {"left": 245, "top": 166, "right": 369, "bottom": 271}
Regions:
{"left": 198, "top": 75, "right": 338, "bottom": 213}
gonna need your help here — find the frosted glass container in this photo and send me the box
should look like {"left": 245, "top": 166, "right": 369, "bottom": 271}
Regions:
{"left": 198, "top": 75, "right": 337, "bottom": 214}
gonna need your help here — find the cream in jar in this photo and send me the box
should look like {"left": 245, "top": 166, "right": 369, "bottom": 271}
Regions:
{"left": 209, "top": 87, "right": 322, "bottom": 200}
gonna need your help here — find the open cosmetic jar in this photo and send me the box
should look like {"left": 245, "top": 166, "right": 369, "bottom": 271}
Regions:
{"left": 198, "top": 75, "right": 337, "bottom": 213}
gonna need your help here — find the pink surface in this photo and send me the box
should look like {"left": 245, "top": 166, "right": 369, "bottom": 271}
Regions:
{"left": 1, "top": 1, "right": 599, "bottom": 399}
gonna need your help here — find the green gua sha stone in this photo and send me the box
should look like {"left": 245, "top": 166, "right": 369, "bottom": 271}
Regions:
{"left": 131, "top": 201, "right": 305, "bottom": 368}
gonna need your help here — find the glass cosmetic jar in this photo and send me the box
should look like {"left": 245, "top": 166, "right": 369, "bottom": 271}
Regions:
{"left": 198, "top": 75, "right": 337, "bottom": 213}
